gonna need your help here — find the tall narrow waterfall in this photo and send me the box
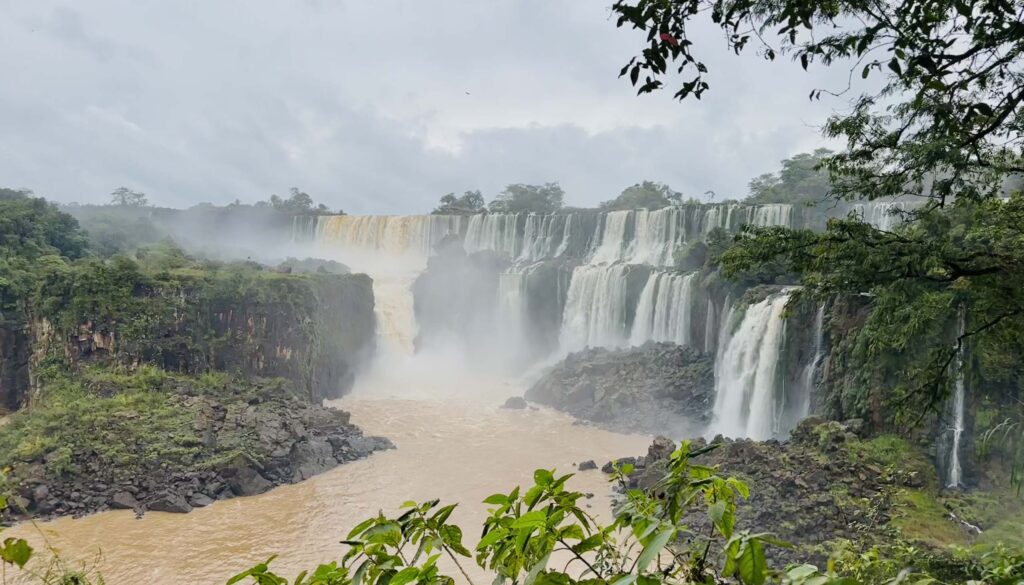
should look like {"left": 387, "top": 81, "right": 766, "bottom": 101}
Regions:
{"left": 788, "top": 304, "right": 825, "bottom": 430}
{"left": 946, "top": 312, "right": 967, "bottom": 488}
{"left": 559, "top": 264, "right": 631, "bottom": 351}
{"left": 629, "top": 271, "right": 697, "bottom": 347}
{"left": 315, "top": 215, "right": 463, "bottom": 354}
{"left": 711, "top": 292, "right": 791, "bottom": 440}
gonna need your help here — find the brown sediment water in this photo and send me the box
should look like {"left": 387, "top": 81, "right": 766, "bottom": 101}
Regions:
{"left": 6, "top": 397, "right": 650, "bottom": 585}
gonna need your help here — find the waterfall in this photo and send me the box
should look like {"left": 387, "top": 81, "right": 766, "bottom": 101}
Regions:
{"left": 629, "top": 271, "right": 697, "bottom": 347}
{"left": 589, "top": 210, "right": 632, "bottom": 264}
{"left": 703, "top": 299, "right": 717, "bottom": 353}
{"left": 315, "top": 215, "right": 462, "bottom": 354}
{"left": 464, "top": 214, "right": 520, "bottom": 259}
{"left": 946, "top": 312, "right": 967, "bottom": 488}
{"left": 711, "top": 292, "right": 791, "bottom": 440}
{"left": 316, "top": 215, "right": 461, "bottom": 260}
{"left": 852, "top": 201, "right": 912, "bottom": 231}
{"left": 559, "top": 264, "right": 631, "bottom": 352}
{"left": 752, "top": 204, "right": 794, "bottom": 228}
{"left": 791, "top": 304, "right": 825, "bottom": 427}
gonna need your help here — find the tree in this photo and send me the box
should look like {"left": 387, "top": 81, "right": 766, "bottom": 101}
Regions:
{"left": 745, "top": 150, "right": 833, "bottom": 205}
{"left": 432, "top": 190, "right": 485, "bottom": 215}
{"left": 488, "top": 183, "right": 564, "bottom": 214}
{"left": 285, "top": 187, "right": 314, "bottom": 211}
{"left": 610, "top": 0, "right": 1024, "bottom": 464}
{"left": 109, "top": 187, "right": 149, "bottom": 207}
{"left": 600, "top": 180, "right": 683, "bottom": 210}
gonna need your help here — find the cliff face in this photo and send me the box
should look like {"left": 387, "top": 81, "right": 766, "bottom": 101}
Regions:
{"left": 19, "top": 268, "right": 375, "bottom": 407}
{"left": 0, "top": 320, "right": 30, "bottom": 412}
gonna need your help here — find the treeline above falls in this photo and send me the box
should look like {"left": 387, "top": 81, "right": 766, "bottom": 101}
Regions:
{"left": 297, "top": 202, "right": 915, "bottom": 443}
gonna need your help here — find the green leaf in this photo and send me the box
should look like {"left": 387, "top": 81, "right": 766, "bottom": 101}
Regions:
{"left": 524, "top": 552, "right": 551, "bottom": 585}
{"left": 611, "top": 574, "right": 638, "bottom": 585}
{"left": 483, "top": 494, "right": 509, "bottom": 506}
{"left": 390, "top": 567, "right": 420, "bottom": 585}
{"left": 477, "top": 527, "right": 509, "bottom": 549}
{"left": 636, "top": 527, "right": 674, "bottom": 572}
{"left": 708, "top": 500, "right": 726, "bottom": 525}
{"left": 534, "top": 469, "right": 554, "bottom": 486}
{"left": 572, "top": 534, "right": 605, "bottom": 554}
{"left": 737, "top": 538, "right": 767, "bottom": 585}
{"left": 348, "top": 517, "right": 378, "bottom": 539}
{"left": 512, "top": 510, "right": 547, "bottom": 529}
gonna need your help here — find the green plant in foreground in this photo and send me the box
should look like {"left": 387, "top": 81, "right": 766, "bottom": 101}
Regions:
{"left": 226, "top": 441, "right": 788, "bottom": 585}
{"left": 225, "top": 440, "right": 1024, "bottom": 585}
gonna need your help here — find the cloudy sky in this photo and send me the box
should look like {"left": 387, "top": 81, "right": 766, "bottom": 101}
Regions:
{"left": 0, "top": 1, "right": 857, "bottom": 214}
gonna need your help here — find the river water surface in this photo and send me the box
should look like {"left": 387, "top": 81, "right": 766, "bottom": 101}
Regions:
{"left": 7, "top": 394, "right": 649, "bottom": 584}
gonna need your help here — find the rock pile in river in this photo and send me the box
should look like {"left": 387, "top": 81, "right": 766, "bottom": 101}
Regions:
{"left": 525, "top": 342, "right": 714, "bottom": 436}
{"left": 1, "top": 376, "right": 392, "bottom": 522}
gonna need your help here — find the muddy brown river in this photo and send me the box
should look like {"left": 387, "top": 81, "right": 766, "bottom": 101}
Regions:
{"left": 6, "top": 396, "right": 650, "bottom": 584}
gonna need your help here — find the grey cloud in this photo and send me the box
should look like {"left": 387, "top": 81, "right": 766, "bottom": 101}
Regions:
{"left": 0, "top": 0, "right": 854, "bottom": 214}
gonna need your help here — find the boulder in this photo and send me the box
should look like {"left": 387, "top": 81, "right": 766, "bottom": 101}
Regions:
{"left": 525, "top": 342, "right": 714, "bottom": 436}
{"left": 502, "top": 396, "right": 528, "bottom": 409}
{"left": 109, "top": 491, "right": 140, "bottom": 510}
{"left": 578, "top": 460, "right": 598, "bottom": 471}
{"left": 290, "top": 438, "right": 337, "bottom": 482}
{"left": 189, "top": 493, "right": 215, "bottom": 508}
{"left": 147, "top": 492, "right": 192, "bottom": 514}
{"left": 220, "top": 455, "right": 274, "bottom": 496}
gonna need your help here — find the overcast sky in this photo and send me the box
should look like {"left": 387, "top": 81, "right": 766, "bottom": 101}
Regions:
{"left": 0, "top": 1, "right": 858, "bottom": 214}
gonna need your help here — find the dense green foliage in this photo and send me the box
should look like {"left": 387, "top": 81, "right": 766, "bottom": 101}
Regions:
{"left": 610, "top": 0, "right": 1024, "bottom": 479}
{"left": 0, "top": 190, "right": 89, "bottom": 314}
{"left": 433, "top": 191, "right": 486, "bottom": 215}
{"left": 600, "top": 181, "right": 684, "bottom": 211}
{"left": 489, "top": 184, "right": 565, "bottom": 214}
{"left": 745, "top": 151, "right": 832, "bottom": 206}
{"left": 0, "top": 364, "right": 248, "bottom": 478}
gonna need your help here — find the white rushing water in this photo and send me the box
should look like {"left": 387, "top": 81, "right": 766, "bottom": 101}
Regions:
{"left": 791, "top": 304, "right": 825, "bottom": 430}
{"left": 629, "top": 271, "right": 698, "bottom": 347}
{"left": 711, "top": 292, "right": 791, "bottom": 440}
{"left": 852, "top": 201, "right": 913, "bottom": 231}
{"left": 947, "top": 311, "right": 967, "bottom": 488}
{"left": 559, "top": 264, "right": 632, "bottom": 352}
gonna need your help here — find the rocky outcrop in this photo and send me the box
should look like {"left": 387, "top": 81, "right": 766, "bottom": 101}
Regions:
{"left": 1, "top": 375, "right": 392, "bottom": 522}
{"left": 0, "top": 320, "right": 30, "bottom": 412}
{"left": 29, "top": 270, "right": 375, "bottom": 404}
{"left": 608, "top": 418, "right": 933, "bottom": 566}
{"left": 525, "top": 342, "right": 714, "bottom": 436}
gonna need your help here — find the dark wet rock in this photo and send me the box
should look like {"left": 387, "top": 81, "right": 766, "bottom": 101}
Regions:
{"left": 109, "top": 491, "right": 140, "bottom": 510}
{"left": 578, "top": 460, "right": 598, "bottom": 471}
{"left": 601, "top": 457, "right": 638, "bottom": 474}
{"left": 526, "top": 342, "right": 713, "bottom": 436}
{"left": 189, "top": 493, "right": 214, "bottom": 508}
{"left": 502, "top": 396, "right": 528, "bottom": 409}
{"left": 1, "top": 378, "right": 393, "bottom": 524}
{"left": 147, "top": 492, "right": 192, "bottom": 514}
{"left": 614, "top": 419, "right": 923, "bottom": 567}
{"left": 290, "top": 438, "right": 336, "bottom": 482}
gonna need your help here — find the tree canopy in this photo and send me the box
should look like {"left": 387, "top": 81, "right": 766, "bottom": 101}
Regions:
{"left": 745, "top": 150, "right": 833, "bottom": 205}
{"left": 488, "top": 183, "right": 564, "bottom": 214}
{"left": 600, "top": 180, "right": 683, "bottom": 210}
{"left": 0, "top": 189, "right": 89, "bottom": 313}
{"left": 432, "top": 190, "right": 485, "bottom": 215}
{"left": 110, "top": 187, "right": 149, "bottom": 207}
{"left": 255, "top": 188, "right": 335, "bottom": 214}
{"left": 611, "top": 0, "right": 1024, "bottom": 431}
